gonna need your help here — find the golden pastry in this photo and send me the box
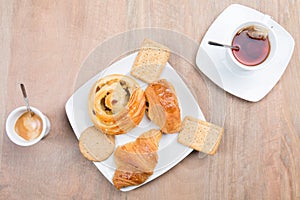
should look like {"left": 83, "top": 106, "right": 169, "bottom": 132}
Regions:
{"left": 88, "top": 74, "right": 146, "bottom": 135}
{"left": 113, "top": 129, "right": 162, "bottom": 189}
{"left": 145, "top": 79, "right": 181, "bottom": 133}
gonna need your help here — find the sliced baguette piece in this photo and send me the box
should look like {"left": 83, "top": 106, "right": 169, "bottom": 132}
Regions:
{"left": 178, "top": 116, "right": 224, "bottom": 155}
{"left": 79, "top": 126, "right": 115, "bottom": 162}
{"left": 130, "top": 39, "right": 170, "bottom": 83}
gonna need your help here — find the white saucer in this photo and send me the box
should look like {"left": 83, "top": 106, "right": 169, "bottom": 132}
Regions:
{"left": 196, "top": 4, "right": 295, "bottom": 102}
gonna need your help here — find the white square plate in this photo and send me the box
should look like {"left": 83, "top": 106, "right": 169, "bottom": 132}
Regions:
{"left": 65, "top": 52, "right": 204, "bottom": 191}
{"left": 196, "top": 4, "right": 295, "bottom": 102}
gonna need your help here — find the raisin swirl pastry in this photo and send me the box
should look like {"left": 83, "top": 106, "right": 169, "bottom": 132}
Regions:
{"left": 88, "top": 74, "right": 146, "bottom": 135}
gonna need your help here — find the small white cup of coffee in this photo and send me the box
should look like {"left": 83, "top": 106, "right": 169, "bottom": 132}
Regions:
{"left": 6, "top": 106, "right": 51, "bottom": 146}
{"left": 227, "top": 20, "right": 277, "bottom": 71}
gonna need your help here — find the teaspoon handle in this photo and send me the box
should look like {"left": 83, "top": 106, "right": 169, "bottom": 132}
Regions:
{"left": 208, "top": 41, "right": 239, "bottom": 50}
{"left": 20, "top": 83, "right": 33, "bottom": 116}
{"left": 208, "top": 41, "right": 224, "bottom": 47}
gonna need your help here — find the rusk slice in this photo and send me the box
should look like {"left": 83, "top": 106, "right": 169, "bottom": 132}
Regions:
{"left": 79, "top": 126, "right": 115, "bottom": 162}
{"left": 130, "top": 39, "right": 170, "bottom": 83}
{"left": 178, "top": 116, "right": 224, "bottom": 155}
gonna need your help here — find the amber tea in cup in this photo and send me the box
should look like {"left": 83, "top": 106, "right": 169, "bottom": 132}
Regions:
{"left": 231, "top": 25, "right": 270, "bottom": 66}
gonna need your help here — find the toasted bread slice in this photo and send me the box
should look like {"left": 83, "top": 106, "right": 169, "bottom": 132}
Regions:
{"left": 178, "top": 116, "right": 224, "bottom": 155}
{"left": 130, "top": 39, "right": 170, "bottom": 83}
{"left": 79, "top": 126, "right": 115, "bottom": 162}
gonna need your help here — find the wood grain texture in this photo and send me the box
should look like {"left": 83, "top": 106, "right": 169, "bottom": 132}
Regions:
{"left": 1, "top": 0, "right": 300, "bottom": 199}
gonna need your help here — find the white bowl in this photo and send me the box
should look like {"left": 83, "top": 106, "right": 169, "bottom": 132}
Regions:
{"left": 6, "top": 106, "right": 51, "bottom": 146}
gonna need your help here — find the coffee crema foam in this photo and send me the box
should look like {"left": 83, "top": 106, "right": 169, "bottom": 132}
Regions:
{"left": 14, "top": 111, "right": 43, "bottom": 141}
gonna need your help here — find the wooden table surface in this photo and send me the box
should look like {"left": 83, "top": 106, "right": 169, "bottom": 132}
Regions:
{"left": 1, "top": 1, "right": 300, "bottom": 199}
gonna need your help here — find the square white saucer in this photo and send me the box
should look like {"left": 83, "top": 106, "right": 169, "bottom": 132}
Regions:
{"left": 196, "top": 4, "right": 295, "bottom": 102}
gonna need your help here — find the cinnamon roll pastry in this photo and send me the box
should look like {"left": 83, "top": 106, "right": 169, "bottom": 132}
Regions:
{"left": 145, "top": 79, "right": 181, "bottom": 134}
{"left": 88, "top": 74, "right": 146, "bottom": 135}
{"left": 113, "top": 129, "right": 162, "bottom": 189}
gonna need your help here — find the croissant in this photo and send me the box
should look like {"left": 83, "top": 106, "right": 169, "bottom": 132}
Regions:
{"left": 88, "top": 74, "right": 146, "bottom": 135}
{"left": 145, "top": 79, "right": 181, "bottom": 133}
{"left": 113, "top": 129, "right": 162, "bottom": 189}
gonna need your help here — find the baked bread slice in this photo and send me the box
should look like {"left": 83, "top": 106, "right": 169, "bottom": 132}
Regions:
{"left": 130, "top": 39, "right": 170, "bottom": 83}
{"left": 178, "top": 116, "right": 224, "bottom": 155}
{"left": 79, "top": 126, "right": 115, "bottom": 162}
